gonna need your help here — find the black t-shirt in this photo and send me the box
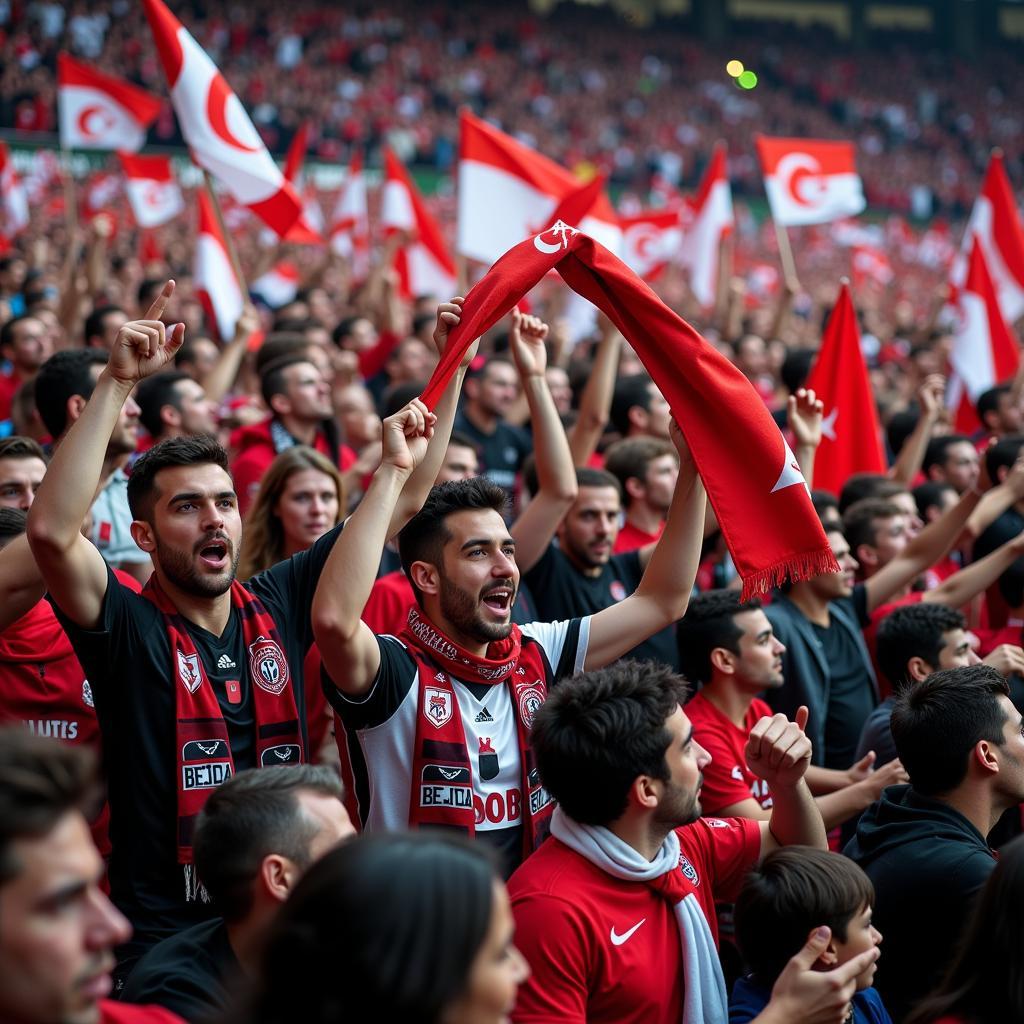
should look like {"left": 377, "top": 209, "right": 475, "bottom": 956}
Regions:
{"left": 452, "top": 410, "right": 532, "bottom": 495}
{"left": 120, "top": 917, "right": 237, "bottom": 1022}
{"left": 523, "top": 543, "right": 680, "bottom": 670}
{"left": 53, "top": 522, "right": 344, "bottom": 960}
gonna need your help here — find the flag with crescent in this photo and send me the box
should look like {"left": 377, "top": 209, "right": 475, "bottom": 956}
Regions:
{"left": 419, "top": 222, "right": 838, "bottom": 597}
{"left": 141, "top": 0, "right": 303, "bottom": 238}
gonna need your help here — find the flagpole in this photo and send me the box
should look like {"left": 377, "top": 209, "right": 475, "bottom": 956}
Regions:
{"left": 202, "top": 170, "right": 248, "bottom": 294}
{"left": 774, "top": 220, "right": 799, "bottom": 289}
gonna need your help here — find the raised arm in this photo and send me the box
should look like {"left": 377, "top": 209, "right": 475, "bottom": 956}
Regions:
{"left": 889, "top": 375, "right": 945, "bottom": 486}
{"left": 788, "top": 387, "right": 823, "bottom": 484}
{"left": 313, "top": 401, "right": 435, "bottom": 696}
{"left": 567, "top": 315, "right": 622, "bottom": 466}
{"left": 200, "top": 303, "right": 261, "bottom": 405}
{"left": 508, "top": 311, "right": 578, "bottom": 573}
{"left": 0, "top": 534, "right": 46, "bottom": 632}
{"left": 923, "top": 529, "right": 1024, "bottom": 609}
{"left": 584, "top": 422, "right": 705, "bottom": 669}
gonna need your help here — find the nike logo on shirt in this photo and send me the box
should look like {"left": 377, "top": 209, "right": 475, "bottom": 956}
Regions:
{"left": 610, "top": 918, "right": 646, "bottom": 946}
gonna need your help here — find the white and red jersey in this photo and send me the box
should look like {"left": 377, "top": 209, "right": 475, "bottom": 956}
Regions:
{"left": 509, "top": 816, "right": 761, "bottom": 1023}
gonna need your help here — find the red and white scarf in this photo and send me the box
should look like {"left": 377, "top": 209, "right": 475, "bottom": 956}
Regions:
{"left": 419, "top": 223, "right": 837, "bottom": 596}
{"left": 400, "top": 608, "right": 553, "bottom": 856}
{"left": 143, "top": 577, "right": 305, "bottom": 866}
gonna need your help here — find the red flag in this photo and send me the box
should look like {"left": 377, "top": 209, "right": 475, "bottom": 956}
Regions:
{"left": 278, "top": 123, "right": 323, "bottom": 244}
{"left": 142, "top": 0, "right": 302, "bottom": 238}
{"left": 0, "top": 143, "right": 29, "bottom": 239}
{"left": 756, "top": 136, "right": 865, "bottom": 227}
{"left": 803, "top": 282, "right": 886, "bottom": 496}
{"left": 619, "top": 209, "right": 682, "bottom": 282}
{"left": 952, "top": 151, "right": 1024, "bottom": 323}
{"left": 381, "top": 148, "right": 456, "bottom": 300}
{"left": 118, "top": 152, "right": 184, "bottom": 228}
{"left": 57, "top": 53, "right": 161, "bottom": 152}
{"left": 329, "top": 151, "right": 369, "bottom": 276}
{"left": 457, "top": 110, "right": 620, "bottom": 262}
{"left": 851, "top": 245, "right": 893, "bottom": 290}
{"left": 679, "top": 142, "right": 734, "bottom": 307}
{"left": 949, "top": 240, "right": 1020, "bottom": 433}
{"left": 419, "top": 220, "right": 837, "bottom": 596}
{"left": 195, "top": 189, "right": 244, "bottom": 342}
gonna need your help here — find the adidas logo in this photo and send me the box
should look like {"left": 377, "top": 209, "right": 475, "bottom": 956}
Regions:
{"left": 474, "top": 707, "right": 494, "bottom": 723}
{"left": 217, "top": 655, "right": 237, "bottom": 670}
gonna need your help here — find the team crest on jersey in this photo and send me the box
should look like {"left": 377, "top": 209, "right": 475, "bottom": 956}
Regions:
{"left": 248, "top": 636, "right": 289, "bottom": 696}
{"left": 81, "top": 679, "right": 94, "bottom": 709}
{"left": 609, "top": 580, "right": 627, "bottom": 602}
{"left": 517, "top": 684, "right": 545, "bottom": 728}
{"left": 704, "top": 818, "right": 729, "bottom": 828}
{"left": 177, "top": 651, "right": 203, "bottom": 694}
{"left": 424, "top": 686, "right": 453, "bottom": 729}
{"left": 678, "top": 855, "right": 700, "bottom": 886}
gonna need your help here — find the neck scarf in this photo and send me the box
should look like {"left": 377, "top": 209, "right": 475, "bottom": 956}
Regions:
{"left": 143, "top": 576, "right": 304, "bottom": 868}
{"left": 550, "top": 807, "right": 728, "bottom": 1024}
{"left": 400, "top": 608, "right": 552, "bottom": 855}
{"left": 418, "top": 222, "right": 837, "bottom": 597}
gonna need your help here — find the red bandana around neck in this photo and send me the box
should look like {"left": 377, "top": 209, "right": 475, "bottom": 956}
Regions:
{"left": 419, "top": 223, "right": 838, "bottom": 596}
{"left": 143, "top": 576, "right": 305, "bottom": 865}
{"left": 399, "top": 608, "right": 552, "bottom": 856}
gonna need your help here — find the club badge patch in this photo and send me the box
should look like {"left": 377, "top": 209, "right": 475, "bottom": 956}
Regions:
{"left": 678, "top": 855, "right": 700, "bottom": 886}
{"left": 424, "top": 686, "right": 453, "bottom": 729}
{"left": 517, "top": 684, "right": 545, "bottom": 728}
{"left": 248, "top": 636, "right": 289, "bottom": 695}
{"left": 177, "top": 651, "right": 203, "bottom": 694}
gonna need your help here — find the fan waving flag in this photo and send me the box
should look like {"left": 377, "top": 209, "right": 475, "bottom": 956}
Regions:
{"left": 382, "top": 148, "right": 457, "bottom": 300}
{"left": 803, "top": 282, "right": 886, "bottom": 496}
{"left": 678, "top": 142, "right": 734, "bottom": 308}
{"left": 0, "top": 143, "right": 30, "bottom": 239}
{"left": 118, "top": 152, "right": 184, "bottom": 228}
{"left": 419, "top": 221, "right": 837, "bottom": 597}
{"left": 757, "top": 136, "right": 865, "bottom": 227}
{"left": 949, "top": 239, "right": 1020, "bottom": 434}
{"left": 57, "top": 53, "right": 161, "bottom": 152}
{"left": 329, "top": 152, "right": 369, "bottom": 275}
{"left": 142, "top": 0, "right": 302, "bottom": 238}
{"left": 458, "top": 110, "right": 621, "bottom": 263}
{"left": 952, "top": 151, "right": 1024, "bottom": 323}
{"left": 195, "top": 189, "right": 244, "bottom": 342}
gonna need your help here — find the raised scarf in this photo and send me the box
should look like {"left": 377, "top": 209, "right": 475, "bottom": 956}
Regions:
{"left": 550, "top": 807, "right": 728, "bottom": 1024}
{"left": 142, "top": 577, "right": 304, "bottom": 867}
{"left": 399, "top": 608, "right": 552, "bottom": 856}
{"left": 419, "top": 222, "right": 837, "bottom": 597}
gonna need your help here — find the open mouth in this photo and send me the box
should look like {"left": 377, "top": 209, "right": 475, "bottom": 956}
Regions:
{"left": 481, "top": 587, "right": 513, "bottom": 615}
{"left": 198, "top": 538, "right": 229, "bottom": 570}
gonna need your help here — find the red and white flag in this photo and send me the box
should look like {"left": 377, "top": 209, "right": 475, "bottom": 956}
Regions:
{"left": 252, "top": 262, "right": 300, "bottom": 310}
{"left": 382, "top": 148, "right": 457, "bottom": 300}
{"left": 952, "top": 151, "right": 1024, "bottom": 323}
{"left": 278, "top": 123, "right": 323, "bottom": 244}
{"left": 195, "top": 188, "right": 244, "bottom": 342}
{"left": 678, "top": 142, "right": 734, "bottom": 307}
{"left": 851, "top": 245, "right": 894, "bottom": 290}
{"left": 804, "top": 282, "right": 886, "bottom": 496}
{"left": 142, "top": 0, "right": 302, "bottom": 238}
{"left": 949, "top": 239, "right": 1020, "bottom": 433}
{"left": 0, "top": 143, "right": 29, "bottom": 239}
{"left": 118, "top": 152, "right": 184, "bottom": 228}
{"left": 619, "top": 210, "right": 681, "bottom": 282}
{"left": 329, "top": 151, "right": 369, "bottom": 274}
{"left": 57, "top": 53, "right": 161, "bottom": 152}
{"left": 756, "top": 136, "right": 865, "bottom": 227}
{"left": 457, "top": 110, "right": 620, "bottom": 263}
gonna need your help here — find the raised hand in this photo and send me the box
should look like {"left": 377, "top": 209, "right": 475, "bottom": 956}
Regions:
{"left": 859, "top": 757, "right": 908, "bottom": 801}
{"left": 508, "top": 309, "right": 550, "bottom": 379}
{"left": 431, "top": 296, "right": 469, "bottom": 361}
{"left": 917, "top": 374, "right": 946, "bottom": 419}
{"left": 106, "top": 280, "right": 184, "bottom": 385}
{"left": 788, "top": 387, "right": 824, "bottom": 450}
{"left": 845, "top": 750, "right": 877, "bottom": 785}
{"left": 746, "top": 706, "right": 813, "bottom": 789}
{"left": 380, "top": 399, "right": 436, "bottom": 474}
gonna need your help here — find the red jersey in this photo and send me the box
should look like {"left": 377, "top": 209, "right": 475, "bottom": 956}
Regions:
{"left": 509, "top": 816, "right": 761, "bottom": 1024}
{"left": 973, "top": 622, "right": 1024, "bottom": 657}
{"left": 686, "top": 692, "right": 773, "bottom": 814}
{"left": 361, "top": 570, "right": 416, "bottom": 636}
{"left": 100, "top": 1000, "right": 185, "bottom": 1023}
{"left": 613, "top": 519, "right": 662, "bottom": 554}
{"left": 0, "top": 367, "right": 21, "bottom": 420}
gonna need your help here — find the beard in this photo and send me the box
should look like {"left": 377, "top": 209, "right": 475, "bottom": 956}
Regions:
{"left": 154, "top": 530, "right": 239, "bottom": 598}
{"left": 654, "top": 776, "right": 702, "bottom": 831}
{"left": 438, "top": 575, "right": 514, "bottom": 645}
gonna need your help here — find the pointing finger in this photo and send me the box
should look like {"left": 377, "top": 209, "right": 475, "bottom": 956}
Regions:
{"left": 144, "top": 279, "right": 175, "bottom": 321}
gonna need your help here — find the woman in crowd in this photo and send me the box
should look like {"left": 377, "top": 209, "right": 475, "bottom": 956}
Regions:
{"left": 906, "top": 834, "right": 1024, "bottom": 1024}
{"left": 225, "top": 833, "right": 529, "bottom": 1024}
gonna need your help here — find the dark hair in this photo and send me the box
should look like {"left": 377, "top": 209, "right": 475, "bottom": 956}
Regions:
{"left": 891, "top": 665, "right": 1010, "bottom": 795}
{"left": 838, "top": 474, "right": 907, "bottom": 514}
{"left": 382, "top": 381, "right": 424, "bottom": 418}
{"left": 0, "top": 313, "right": 38, "bottom": 352}
{"left": 0, "top": 729, "right": 97, "bottom": 885}
{"left": 610, "top": 374, "right": 654, "bottom": 437}
{"left": 923, "top": 434, "right": 972, "bottom": 475}
{"left": 887, "top": 408, "right": 920, "bottom": 459}
{"left": 134, "top": 371, "right": 192, "bottom": 438}
{"left": 734, "top": 847, "right": 875, "bottom": 988}
{"left": 575, "top": 465, "right": 622, "bottom": 497}
{"left": 976, "top": 383, "right": 1012, "bottom": 427}
{"left": 677, "top": 589, "right": 763, "bottom": 686}
{"left": 0, "top": 435, "right": 46, "bottom": 464}
{"left": 254, "top": 335, "right": 309, "bottom": 376}
{"left": 260, "top": 355, "right": 317, "bottom": 409}
{"left": 811, "top": 490, "right": 841, "bottom": 523}
{"left": 906, "top": 834, "right": 1024, "bottom": 1024}
{"left": 780, "top": 348, "right": 816, "bottom": 396}
{"left": 985, "top": 435, "right": 1024, "bottom": 485}
{"left": 876, "top": 604, "right": 965, "bottom": 695}
{"left": 398, "top": 478, "right": 509, "bottom": 605}
{"left": 912, "top": 481, "right": 955, "bottom": 521}
{"left": 448, "top": 430, "right": 478, "bottom": 453}
{"left": 531, "top": 660, "right": 689, "bottom": 826}
{"left": 83, "top": 305, "right": 125, "bottom": 347}
{"left": 0, "top": 506, "right": 27, "bottom": 543}
{"left": 175, "top": 335, "right": 216, "bottom": 368}
{"left": 331, "top": 315, "right": 368, "bottom": 348}
{"left": 126, "top": 434, "right": 231, "bottom": 521}
{"left": 227, "top": 834, "right": 498, "bottom": 1024}
{"left": 603, "top": 437, "right": 675, "bottom": 509}
{"left": 34, "top": 349, "right": 107, "bottom": 437}
{"left": 193, "top": 765, "right": 343, "bottom": 923}
{"left": 842, "top": 498, "right": 902, "bottom": 552}
{"left": 137, "top": 278, "right": 166, "bottom": 309}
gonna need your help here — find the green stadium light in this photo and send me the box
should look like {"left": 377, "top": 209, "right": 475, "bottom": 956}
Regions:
{"left": 738, "top": 70, "right": 758, "bottom": 90}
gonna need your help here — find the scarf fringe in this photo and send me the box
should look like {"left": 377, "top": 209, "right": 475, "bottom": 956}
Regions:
{"left": 740, "top": 546, "right": 840, "bottom": 600}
